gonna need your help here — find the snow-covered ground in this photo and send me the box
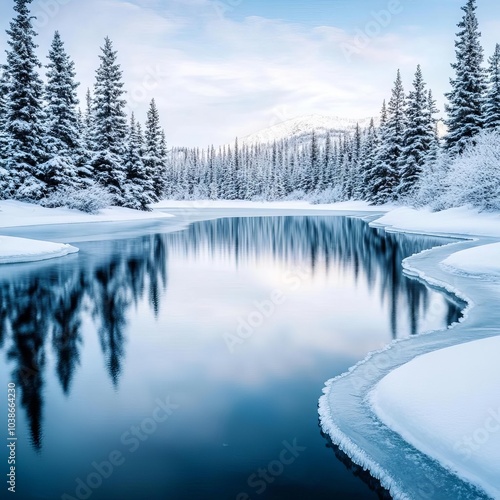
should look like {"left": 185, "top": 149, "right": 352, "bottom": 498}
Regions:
{"left": 0, "top": 200, "right": 173, "bottom": 229}
{"left": 0, "top": 235, "right": 78, "bottom": 264}
{"left": 368, "top": 241, "right": 500, "bottom": 499}
{"left": 0, "top": 200, "right": 174, "bottom": 264}
{"left": 373, "top": 206, "right": 500, "bottom": 237}
{"left": 371, "top": 335, "right": 500, "bottom": 499}
{"left": 441, "top": 242, "right": 500, "bottom": 280}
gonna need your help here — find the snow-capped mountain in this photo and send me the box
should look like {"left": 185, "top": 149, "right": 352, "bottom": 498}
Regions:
{"left": 242, "top": 115, "right": 375, "bottom": 145}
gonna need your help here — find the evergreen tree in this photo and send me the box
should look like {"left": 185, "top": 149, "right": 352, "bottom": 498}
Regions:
{"left": 425, "top": 90, "right": 441, "bottom": 164}
{"left": 123, "top": 114, "right": 153, "bottom": 210}
{"left": 43, "top": 31, "right": 82, "bottom": 190}
{"left": 144, "top": 98, "right": 163, "bottom": 200}
{"left": 0, "top": 69, "right": 10, "bottom": 192}
{"left": 485, "top": 43, "right": 500, "bottom": 129}
{"left": 4, "top": 0, "right": 47, "bottom": 199}
{"left": 399, "top": 65, "right": 434, "bottom": 197}
{"left": 91, "top": 37, "right": 128, "bottom": 203}
{"left": 361, "top": 118, "right": 379, "bottom": 200}
{"left": 305, "top": 131, "right": 320, "bottom": 193}
{"left": 371, "top": 93, "right": 399, "bottom": 203}
{"left": 445, "top": 0, "right": 487, "bottom": 154}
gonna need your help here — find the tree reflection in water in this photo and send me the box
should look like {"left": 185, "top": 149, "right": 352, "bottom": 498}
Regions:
{"left": 0, "top": 216, "right": 462, "bottom": 450}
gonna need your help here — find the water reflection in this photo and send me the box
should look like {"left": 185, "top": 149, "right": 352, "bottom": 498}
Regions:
{"left": 0, "top": 216, "right": 461, "bottom": 451}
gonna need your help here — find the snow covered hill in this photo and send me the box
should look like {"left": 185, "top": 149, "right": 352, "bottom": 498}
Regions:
{"left": 242, "top": 114, "right": 375, "bottom": 145}
{"left": 241, "top": 114, "right": 447, "bottom": 146}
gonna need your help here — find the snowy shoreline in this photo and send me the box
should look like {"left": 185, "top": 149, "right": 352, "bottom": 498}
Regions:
{"left": 0, "top": 235, "right": 79, "bottom": 264}
{"left": 0, "top": 200, "right": 175, "bottom": 264}
{"left": 320, "top": 208, "right": 500, "bottom": 499}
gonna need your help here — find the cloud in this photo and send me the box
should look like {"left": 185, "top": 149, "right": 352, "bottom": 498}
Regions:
{"left": 0, "top": 0, "right": 487, "bottom": 146}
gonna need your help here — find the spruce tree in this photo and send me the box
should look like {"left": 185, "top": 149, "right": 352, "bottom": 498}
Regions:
{"left": 143, "top": 98, "right": 165, "bottom": 200}
{"left": 0, "top": 69, "right": 9, "bottom": 192}
{"left": 485, "top": 44, "right": 500, "bottom": 129}
{"left": 384, "top": 70, "right": 406, "bottom": 199}
{"left": 123, "top": 114, "right": 153, "bottom": 210}
{"left": 91, "top": 37, "right": 128, "bottom": 203}
{"left": 43, "top": 31, "right": 82, "bottom": 190}
{"left": 399, "top": 65, "right": 434, "bottom": 197}
{"left": 371, "top": 73, "right": 405, "bottom": 204}
{"left": 445, "top": 0, "right": 487, "bottom": 154}
{"left": 4, "top": 0, "right": 47, "bottom": 199}
{"left": 361, "top": 118, "right": 379, "bottom": 200}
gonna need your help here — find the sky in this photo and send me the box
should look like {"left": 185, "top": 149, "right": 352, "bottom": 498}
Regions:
{"left": 1, "top": 0, "right": 500, "bottom": 146}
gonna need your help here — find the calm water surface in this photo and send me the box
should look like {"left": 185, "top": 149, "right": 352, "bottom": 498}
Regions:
{"left": 0, "top": 216, "right": 462, "bottom": 499}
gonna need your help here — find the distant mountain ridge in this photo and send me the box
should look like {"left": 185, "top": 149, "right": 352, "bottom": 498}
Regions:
{"left": 242, "top": 114, "right": 376, "bottom": 145}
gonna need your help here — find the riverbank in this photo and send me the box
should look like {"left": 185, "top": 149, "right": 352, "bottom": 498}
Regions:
{"left": 320, "top": 207, "right": 500, "bottom": 500}
{"left": 0, "top": 235, "right": 79, "bottom": 264}
{"left": 0, "top": 200, "right": 175, "bottom": 264}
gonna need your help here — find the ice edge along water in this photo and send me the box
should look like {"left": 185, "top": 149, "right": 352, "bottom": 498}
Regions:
{"left": 319, "top": 219, "right": 499, "bottom": 500}
{"left": 0, "top": 235, "right": 79, "bottom": 264}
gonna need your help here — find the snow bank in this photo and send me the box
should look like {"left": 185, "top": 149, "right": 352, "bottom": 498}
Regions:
{"left": 371, "top": 336, "right": 500, "bottom": 499}
{"left": 373, "top": 206, "right": 500, "bottom": 237}
{"left": 0, "top": 200, "right": 173, "bottom": 229}
{"left": 441, "top": 242, "right": 500, "bottom": 280}
{"left": 320, "top": 207, "right": 500, "bottom": 499}
{"left": 0, "top": 236, "right": 78, "bottom": 264}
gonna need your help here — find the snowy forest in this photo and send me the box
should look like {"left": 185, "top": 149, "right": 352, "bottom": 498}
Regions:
{"left": 0, "top": 0, "right": 499, "bottom": 212}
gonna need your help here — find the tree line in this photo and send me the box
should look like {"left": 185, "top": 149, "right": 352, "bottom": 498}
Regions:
{"left": 1, "top": 0, "right": 499, "bottom": 212}
{"left": 0, "top": 0, "right": 168, "bottom": 211}
{"left": 167, "top": 0, "right": 500, "bottom": 210}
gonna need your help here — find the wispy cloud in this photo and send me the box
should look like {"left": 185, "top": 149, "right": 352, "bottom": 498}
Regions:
{"left": 0, "top": 0, "right": 499, "bottom": 146}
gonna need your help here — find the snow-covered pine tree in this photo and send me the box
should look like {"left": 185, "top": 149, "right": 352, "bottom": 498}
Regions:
{"left": 485, "top": 43, "right": 500, "bottom": 130}
{"left": 0, "top": 69, "right": 10, "bottom": 193}
{"left": 144, "top": 99, "right": 164, "bottom": 201}
{"left": 323, "top": 132, "right": 334, "bottom": 189}
{"left": 305, "top": 130, "right": 320, "bottom": 193}
{"left": 43, "top": 31, "right": 83, "bottom": 191}
{"left": 370, "top": 99, "right": 394, "bottom": 203}
{"left": 425, "top": 90, "right": 441, "bottom": 164}
{"left": 82, "top": 89, "right": 94, "bottom": 153}
{"left": 373, "top": 70, "right": 406, "bottom": 202}
{"left": 4, "top": 0, "right": 47, "bottom": 199}
{"left": 91, "top": 37, "right": 128, "bottom": 204}
{"left": 233, "top": 137, "right": 243, "bottom": 199}
{"left": 360, "top": 118, "right": 379, "bottom": 200}
{"left": 351, "top": 123, "right": 363, "bottom": 199}
{"left": 398, "top": 65, "right": 434, "bottom": 197}
{"left": 123, "top": 114, "right": 154, "bottom": 210}
{"left": 445, "top": 0, "right": 487, "bottom": 154}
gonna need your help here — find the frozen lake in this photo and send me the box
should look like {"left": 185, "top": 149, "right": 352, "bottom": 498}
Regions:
{"left": 0, "top": 214, "right": 463, "bottom": 499}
